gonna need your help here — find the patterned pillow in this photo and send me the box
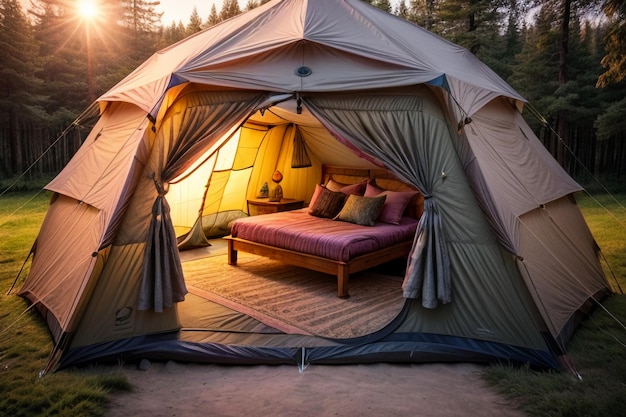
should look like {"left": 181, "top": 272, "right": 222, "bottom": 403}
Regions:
{"left": 309, "top": 186, "right": 347, "bottom": 218}
{"left": 335, "top": 194, "right": 387, "bottom": 226}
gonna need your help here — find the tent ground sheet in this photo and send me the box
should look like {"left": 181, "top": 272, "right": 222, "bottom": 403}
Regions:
{"left": 180, "top": 242, "right": 406, "bottom": 339}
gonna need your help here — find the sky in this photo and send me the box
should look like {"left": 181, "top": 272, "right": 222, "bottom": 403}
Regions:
{"left": 158, "top": 0, "right": 402, "bottom": 26}
{"left": 158, "top": 0, "right": 230, "bottom": 25}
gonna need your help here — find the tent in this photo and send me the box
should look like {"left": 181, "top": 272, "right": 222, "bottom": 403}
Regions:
{"left": 18, "top": 0, "right": 611, "bottom": 373}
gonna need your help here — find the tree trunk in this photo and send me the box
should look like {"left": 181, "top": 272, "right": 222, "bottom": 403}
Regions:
{"left": 8, "top": 109, "right": 22, "bottom": 175}
{"left": 556, "top": 0, "right": 571, "bottom": 169}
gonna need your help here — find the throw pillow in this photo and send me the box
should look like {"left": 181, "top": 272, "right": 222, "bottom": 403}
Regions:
{"left": 364, "top": 181, "right": 385, "bottom": 197}
{"left": 335, "top": 194, "right": 387, "bottom": 226}
{"left": 325, "top": 178, "right": 348, "bottom": 192}
{"left": 377, "top": 190, "right": 419, "bottom": 224}
{"left": 309, "top": 186, "right": 347, "bottom": 218}
{"left": 326, "top": 178, "right": 368, "bottom": 196}
{"left": 308, "top": 183, "right": 324, "bottom": 208}
{"left": 339, "top": 180, "right": 368, "bottom": 196}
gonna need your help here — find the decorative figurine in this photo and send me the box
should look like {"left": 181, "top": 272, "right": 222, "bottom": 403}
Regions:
{"left": 269, "top": 170, "right": 283, "bottom": 202}
{"left": 257, "top": 182, "right": 269, "bottom": 198}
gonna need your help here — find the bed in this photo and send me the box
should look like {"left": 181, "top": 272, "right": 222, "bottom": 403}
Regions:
{"left": 225, "top": 166, "right": 424, "bottom": 298}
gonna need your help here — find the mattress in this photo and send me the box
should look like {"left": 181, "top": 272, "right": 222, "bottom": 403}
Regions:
{"left": 230, "top": 209, "right": 418, "bottom": 262}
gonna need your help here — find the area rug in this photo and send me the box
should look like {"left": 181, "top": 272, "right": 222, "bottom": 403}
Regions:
{"left": 182, "top": 252, "right": 405, "bottom": 339}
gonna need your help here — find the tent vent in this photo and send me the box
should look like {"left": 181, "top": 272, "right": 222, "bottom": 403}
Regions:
{"left": 295, "top": 66, "right": 312, "bottom": 77}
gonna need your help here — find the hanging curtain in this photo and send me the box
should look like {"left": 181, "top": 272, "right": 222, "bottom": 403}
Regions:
{"left": 137, "top": 91, "right": 267, "bottom": 312}
{"left": 304, "top": 93, "right": 452, "bottom": 308}
{"left": 291, "top": 125, "right": 313, "bottom": 168}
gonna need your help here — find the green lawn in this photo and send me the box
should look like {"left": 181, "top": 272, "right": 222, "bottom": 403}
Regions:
{"left": 0, "top": 190, "right": 625, "bottom": 417}
{"left": 483, "top": 192, "right": 626, "bottom": 417}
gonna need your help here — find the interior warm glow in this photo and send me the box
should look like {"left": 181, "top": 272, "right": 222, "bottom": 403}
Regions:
{"left": 78, "top": 0, "right": 98, "bottom": 18}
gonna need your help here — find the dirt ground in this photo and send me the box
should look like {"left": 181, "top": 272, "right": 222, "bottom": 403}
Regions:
{"left": 106, "top": 361, "right": 525, "bottom": 417}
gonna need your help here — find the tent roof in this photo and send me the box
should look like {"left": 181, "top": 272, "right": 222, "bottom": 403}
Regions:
{"left": 99, "top": 0, "right": 525, "bottom": 117}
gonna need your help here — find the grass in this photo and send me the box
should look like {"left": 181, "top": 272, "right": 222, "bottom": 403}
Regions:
{"left": 0, "top": 191, "right": 131, "bottom": 417}
{"left": 0, "top": 190, "right": 625, "bottom": 416}
{"left": 483, "top": 192, "right": 626, "bottom": 417}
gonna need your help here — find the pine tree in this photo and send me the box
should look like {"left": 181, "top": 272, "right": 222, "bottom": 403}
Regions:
{"left": 435, "top": 0, "right": 503, "bottom": 54}
{"left": 407, "top": 0, "right": 437, "bottom": 30}
{"left": 119, "top": 0, "right": 163, "bottom": 62}
{"left": 597, "top": 0, "right": 626, "bottom": 87}
{"left": 29, "top": 0, "right": 92, "bottom": 112}
{"left": 187, "top": 6, "right": 203, "bottom": 35}
{"left": 397, "top": 0, "right": 410, "bottom": 18}
{"left": 245, "top": 0, "right": 258, "bottom": 11}
{"left": 0, "top": 0, "right": 47, "bottom": 174}
{"left": 373, "top": 0, "right": 393, "bottom": 12}
{"left": 220, "top": 0, "right": 241, "bottom": 21}
{"left": 205, "top": 4, "right": 220, "bottom": 28}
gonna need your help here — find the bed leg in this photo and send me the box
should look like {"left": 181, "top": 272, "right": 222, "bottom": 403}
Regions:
{"left": 227, "top": 239, "right": 238, "bottom": 265}
{"left": 337, "top": 266, "right": 349, "bottom": 298}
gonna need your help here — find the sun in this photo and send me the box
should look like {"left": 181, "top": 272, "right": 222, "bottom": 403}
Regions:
{"left": 78, "top": 0, "right": 98, "bottom": 19}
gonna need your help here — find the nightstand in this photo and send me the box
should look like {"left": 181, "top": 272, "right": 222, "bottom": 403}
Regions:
{"left": 247, "top": 198, "right": 305, "bottom": 215}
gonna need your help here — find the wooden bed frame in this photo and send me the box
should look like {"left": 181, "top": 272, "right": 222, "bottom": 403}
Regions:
{"left": 224, "top": 166, "right": 423, "bottom": 298}
{"left": 225, "top": 237, "right": 414, "bottom": 298}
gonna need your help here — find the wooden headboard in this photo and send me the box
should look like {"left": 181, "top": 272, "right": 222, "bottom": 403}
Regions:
{"left": 321, "top": 165, "right": 424, "bottom": 220}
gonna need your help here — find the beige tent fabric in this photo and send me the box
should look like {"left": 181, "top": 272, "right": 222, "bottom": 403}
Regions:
{"left": 18, "top": 195, "right": 103, "bottom": 340}
{"left": 516, "top": 197, "right": 608, "bottom": 344}
{"left": 20, "top": 103, "right": 151, "bottom": 337}
{"left": 99, "top": 0, "right": 524, "bottom": 117}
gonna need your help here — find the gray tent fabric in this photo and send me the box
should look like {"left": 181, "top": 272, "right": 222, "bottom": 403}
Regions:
{"left": 304, "top": 92, "right": 453, "bottom": 307}
{"left": 137, "top": 91, "right": 267, "bottom": 312}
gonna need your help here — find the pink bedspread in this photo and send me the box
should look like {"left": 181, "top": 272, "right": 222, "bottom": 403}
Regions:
{"left": 230, "top": 209, "right": 418, "bottom": 262}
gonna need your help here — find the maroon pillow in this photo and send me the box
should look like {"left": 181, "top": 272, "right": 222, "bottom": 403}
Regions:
{"left": 309, "top": 186, "right": 347, "bottom": 218}
{"left": 364, "top": 181, "right": 385, "bottom": 197}
{"left": 308, "top": 183, "right": 324, "bottom": 207}
{"left": 326, "top": 178, "right": 368, "bottom": 196}
{"left": 377, "top": 190, "right": 419, "bottom": 224}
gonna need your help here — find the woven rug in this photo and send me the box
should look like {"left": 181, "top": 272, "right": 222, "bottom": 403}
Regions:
{"left": 182, "top": 252, "right": 405, "bottom": 339}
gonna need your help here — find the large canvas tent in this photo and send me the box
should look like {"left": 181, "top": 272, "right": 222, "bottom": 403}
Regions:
{"left": 18, "top": 0, "right": 611, "bottom": 373}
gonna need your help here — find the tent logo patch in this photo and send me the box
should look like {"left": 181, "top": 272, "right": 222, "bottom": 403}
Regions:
{"left": 115, "top": 307, "right": 133, "bottom": 326}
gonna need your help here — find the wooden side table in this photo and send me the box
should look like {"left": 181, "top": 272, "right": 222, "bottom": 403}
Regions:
{"left": 247, "top": 198, "right": 305, "bottom": 216}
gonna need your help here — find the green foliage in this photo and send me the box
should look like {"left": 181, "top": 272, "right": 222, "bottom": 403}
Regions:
{"left": 595, "top": 96, "right": 626, "bottom": 140}
{"left": 597, "top": 0, "right": 626, "bottom": 87}
{"left": 0, "top": 0, "right": 47, "bottom": 121}
{"left": 220, "top": 0, "right": 241, "bottom": 20}
{"left": 186, "top": 6, "right": 203, "bottom": 35}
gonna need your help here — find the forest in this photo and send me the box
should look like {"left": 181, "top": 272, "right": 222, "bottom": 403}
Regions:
{"left": 1, "top": 0, "right": 625, "bottom": 190}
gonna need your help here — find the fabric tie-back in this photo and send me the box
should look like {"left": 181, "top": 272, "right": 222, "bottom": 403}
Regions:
{"left": 303, "top": 93, "right": 452, "bottom": 308}
{"left": 403, "top": 197, "right": 451, "bottom": 306}
{"left": 137, "top": 91, "right": 267, "bottom": 312}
